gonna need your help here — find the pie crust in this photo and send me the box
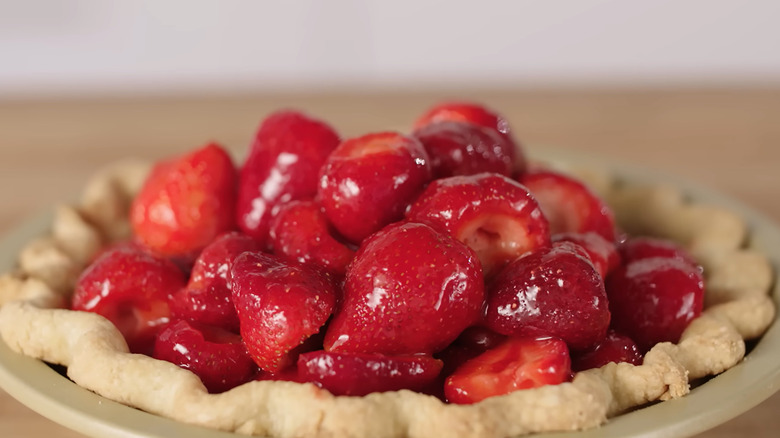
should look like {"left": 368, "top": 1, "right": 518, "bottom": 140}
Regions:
{"left": 0, "top": 158, "right": 775, "bottom": 438}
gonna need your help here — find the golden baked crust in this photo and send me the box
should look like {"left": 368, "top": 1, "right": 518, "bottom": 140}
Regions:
{"left": 0, "top": 159, "right": 775, "bottom": 438}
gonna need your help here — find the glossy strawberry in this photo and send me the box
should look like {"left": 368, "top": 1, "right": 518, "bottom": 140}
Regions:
{"left": 318, "top": 132, "right": 432, "bottom": 243}
{"left": 520, "top": 169, "right": 616, "bottom": 242}
{"left": 169, "top": 232, "right": 261, "bottom": 332}
{"left": 619, "top": 236, "right": 699, "bottom": 266}
{"left": 406, "top": 173, "right": 550, "bottom": 277}
{"left": 131, "top": 143, "right": 237, "bottom": 258}
{"left": 153, "top": 320, "right": 256, "bottom": 393}
{"left": 72, "top": 246, "right": 186, "bottom": 354}
{"left": 412, "top": 121, "right": 514, "bottom": 178}
{"left": 237, "top": 111, "right": 340, "bottom": 246}
{"left": 444, "top": 337, "right": 571, "bottom": 404}
{"left": 298, "top": 351, "right": 443, "bottom": 396}
{"left": 269, "top": 200, "right": 355, "bottom": 276}
{"left": 606, "top": 246, "right": 704, "bottom": 352}
{"left": 436, "top": 326, "right": 508, "bottom": 379}
{"left": 324, "top": 221, "right": 484, "bottom": 355}
{"left": 484, "top": 242, "right": 610, "bottom": 351}
{"left": 553, "top": 232, "right": 621, "bottom": 279}
{"left": 413, "top": 102, "right": 526, "bottom": 174}
{"left": 571, "top": 330, "right": 643, "bottom": 372}
{"left": 231, "top": 251, "right": 337, "bottom": 372}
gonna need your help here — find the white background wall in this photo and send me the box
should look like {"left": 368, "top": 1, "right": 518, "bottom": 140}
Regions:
{"left": 1, "top": 0, "right": 778, "bottom": 97}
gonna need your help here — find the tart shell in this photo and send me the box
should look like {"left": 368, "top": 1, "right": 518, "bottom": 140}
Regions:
{"left": 0, "top": 156, "right": 776, "bottom": 438}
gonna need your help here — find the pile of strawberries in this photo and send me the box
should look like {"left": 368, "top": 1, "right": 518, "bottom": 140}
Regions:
{"left": 70, "top": 103, "right": 705, "bottom": 403}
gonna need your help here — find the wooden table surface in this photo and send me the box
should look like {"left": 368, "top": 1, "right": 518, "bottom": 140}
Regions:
{"left": 0, "top": 89, "right": 778, "bottom": 437}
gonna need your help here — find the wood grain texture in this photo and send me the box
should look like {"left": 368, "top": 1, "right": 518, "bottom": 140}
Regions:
{"left": 1, "top": 89, "right": 778, "bottom": 437}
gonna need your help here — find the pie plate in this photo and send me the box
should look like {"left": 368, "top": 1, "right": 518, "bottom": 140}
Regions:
{"left": 0, "top": 149, "right": 778, "bottom": 438}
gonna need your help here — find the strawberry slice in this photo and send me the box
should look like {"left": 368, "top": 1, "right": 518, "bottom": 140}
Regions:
{"left": 520, "top": 169, "right": 617, "bottom": 242}
{"left": 406, "top": 173, "right": 550, "bottom": 277}
{"left": 153, "top": 320, "right": 257, "bottom": 393}
{"left": 297, "top": 351, "right": 443, "bottom": 396}
{"left": 131, "top": 143, "right": 238, "bottom": 258}
{"left": 444, "top": 337, "right": 571, "bottom": 404}
{"left": 169, "top": 232, "right": 261, "bottom": 333}
{"left": 269, "top": 200, "right": 355, "bottom": 277}
{"left": 230, "top": 251, "right": 337, "bottom": 372}
{"left": 71, "top": 246, "right": 186, "bottom": 354}
{"left": 412, "top": 102, "right": 526, "bottom": 175}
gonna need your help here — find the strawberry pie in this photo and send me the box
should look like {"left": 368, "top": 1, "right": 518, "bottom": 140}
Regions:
{"left": 0, "top": 102, "right": 775, "bottom": 438}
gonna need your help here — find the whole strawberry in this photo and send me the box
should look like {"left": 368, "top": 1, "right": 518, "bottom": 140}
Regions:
{"left": 237, "top": 111, "right": 340, "bottom": 246}
{"left": 484, "top": 241, "right": 611, "bottom": 351}
{"left": 324, "top": 221, "right": 484, "bottom": 355}
{"left": 131, "top": 143, "right": 237, "bottom": 258}
{"left": 406, "top": 172, "right": 550, "bottom": 277}
{"left": 231, "top": 251, "right": 337, "bottom": 372}
{"left": 413, "top": 101, "right": 526, "bottom": 175}
{"left": 153, "top": 320, "right": 257, "bottom": 393}
{"left": 318, "top": 132, "right": 432, "bottom": 243}
{"left": 169, "top": 232, "right": 261, "bottom": 333}
{"left": 519, "top": 169, "right": 617, "bottom": 242}
{"left": 412, "top": 121, "right": 514, "bottom": 179}
{"left": 72, "top": 246, "right": 186, "bottom": 355}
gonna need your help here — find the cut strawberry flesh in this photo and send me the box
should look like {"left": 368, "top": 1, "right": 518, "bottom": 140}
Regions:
{"left": 298, "top": 351, "right": 443, "bottom": 396}
{"left": 520, "top": 169, "right": 616, "bottom": 242}
{"left": 406, "top": 173, "right": 550, "bottom": 277}
{"left": 444, "top": 337, "right": 571, "bottom": 404}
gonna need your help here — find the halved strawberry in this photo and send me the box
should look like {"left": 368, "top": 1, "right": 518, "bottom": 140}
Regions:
{"left": 297, "top": 351, "right": 443, "bottom": 396}
{"left": 71, "top": 246, "right": 186, "bottom": 354}
{"left": 153, "top": 320, "right": 257, "bottom": 393}
{"left": 406, "top": 172, "right": 550, "bottom": 277}
{"left": 412, "top": 102, "right": 526, "bottom": 175}
{"left": 169, "top": 232, "right": 261, "bottom": 333}
{"left": 444, "top": 337, "right": 571, "bottom": 404}
{"left": 230, "top": 251, "right": 337, "bottom": 372}
{"left": 520, "top": 169, "right": 616, "bottom": 242}
{"left": 237, "top": 111, "right": 341, "bottom": 247}
{"left": 269, "top": 200, "right": 355, "bottom": 277}
{"left": 131, "top": 143, "right": 238, "bottom": 258}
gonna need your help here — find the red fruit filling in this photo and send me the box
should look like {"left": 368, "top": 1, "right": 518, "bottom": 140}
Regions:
{"left": 131, "top": 143, "right": 238, "bottom": 258}
{"left": 318, "top": 132, "right": 432, "bottom": 243}
{"left": 412, "top": 121, "right": 514, "bottom": 179}
{"left": 237, "top": 111, "right": 340, "bottom": 246}
{"left": 153, "top": 320, "right": 256, "bottom": 393}
{"left": 406, "top": 173, "right": 550, "bottom": 277}
{"left": 444, "top": 337, "right": 571, "bottom": 404}
{"left": 169, "top": 232, "right": 261, "bottom": 333}
{"left": 484, "top": 242, "right": 611, "bottom": 351}
{"left": 520, "top": 169, "right": 616, "bottom": 242}
{"left": 324, "top": 221, "right": 484, "bottom": 356}
{"left": 298, "top": 351, "right": 443, "bottom": 396}
{"left": 269, "top": 200, "right": 355, "bottom": 276}
{"left": 72, "top": 246, "right": 186, "bottom": 355}
{"left": 571, "top": 330, "right": 643, "bottom": 372}
{"left": 231, "top": 251, "right": 337, "bottom": 372}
